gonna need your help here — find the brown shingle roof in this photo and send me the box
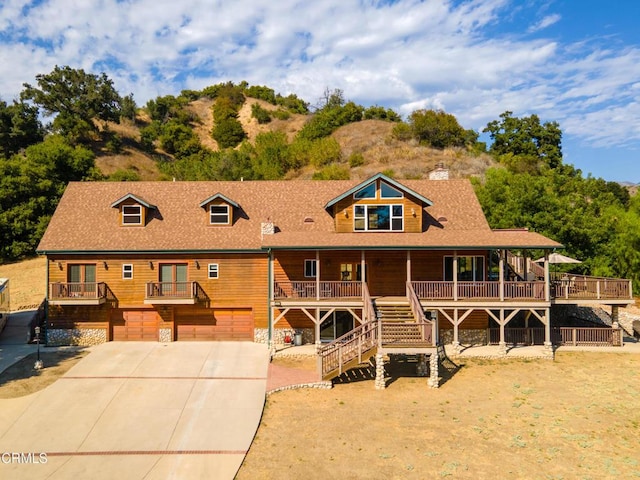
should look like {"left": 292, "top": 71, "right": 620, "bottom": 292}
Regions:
{"left": 36, "top": 178, "right": 562, "bottom": 253}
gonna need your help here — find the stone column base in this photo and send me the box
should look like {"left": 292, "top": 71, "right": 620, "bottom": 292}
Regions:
{"left": 498, "top": 341, "right": 507, "bottom": 356}
{"left": 374, "top": 353, "right": 386, "bottom": 390}
{"left": 427, "top": 353, "right": 440, "bottom": 388}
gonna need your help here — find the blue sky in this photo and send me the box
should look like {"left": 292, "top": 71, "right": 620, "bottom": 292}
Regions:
{"left": 1, "top": 0, "right": 638, "bottom": 183}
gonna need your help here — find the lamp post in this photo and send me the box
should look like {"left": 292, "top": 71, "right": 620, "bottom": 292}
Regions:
{"left": 34, "top": 326, "right": 43, "bottom": 370}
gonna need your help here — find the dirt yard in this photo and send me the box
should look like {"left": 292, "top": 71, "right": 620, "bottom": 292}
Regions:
{"left": 238, "top": 352, "right": 640, "bottom": 479}
{"left": 0, "top": 256, "right": 46, "bottom": 310}
{"left": 0, "top": 349, "right": 87, "bottom": 398}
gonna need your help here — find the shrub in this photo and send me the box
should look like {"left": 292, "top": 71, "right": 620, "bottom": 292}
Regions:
{"left": 109, "top": 169, "right": 140, "bottom": 181}
{"left": 312, "top": 164, "right": 350, "bottom": 180}
{"left": 348, "top": 152, "right": 365, "bottom": 167}
{"left": 212, "top": 118, "right": 247, "bottom": 149}
{"left": 391, "top": 122, "right": 412, "bottom": 141}
{"left": 251, "top": 103, "right": 272, "bottom": 124}
{"left": 271, "top": 108, "right": 291, "bottom": 120}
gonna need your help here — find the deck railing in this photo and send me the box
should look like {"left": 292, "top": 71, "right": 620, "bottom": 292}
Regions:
{"left": 49, "top": 282, "right": 106, "bottom": 300}
{"left": 146, "top": 281, "right": 198, "bottom": 299}
{"left": 552, "top": 276, "right": 632, "bottom": 300}
{"left": 273, "top": 280, "right": 362, "bottom": 299}
{"left": 412, "top": 281, "right": 546, "bottom": 301}
{"left": 407, "top": 281, "right": 437, "bottom": 344}
{"left": 488, "top": 327, "right": 623, "bottom": 347}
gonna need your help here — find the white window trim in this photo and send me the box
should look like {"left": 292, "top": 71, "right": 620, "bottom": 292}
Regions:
{"left": 122, "top": 204, "right": 142, "bottom": 225}
{"left": 122, "top": 264, "right": 133, "bottom": 279}
{"left": 380, "top": 181, "right": 404, "bottom": 198}
{"left": 208, "top": 263, "right": 219, "bottom": 279}
{"left": 353, "top": 204, "right": 404, "bottom": 232}
{"left": 209, "top": 204, "right": 230, "bottom": 225}
{"left": 304, "top": 259, "right": 317, "bottom": 278}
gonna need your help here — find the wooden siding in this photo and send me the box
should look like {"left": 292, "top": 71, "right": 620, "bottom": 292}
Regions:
{"left": 274, "top": 308, "right": 317, "bottom": 329}
{"left": 438, "top": 310, "right": 489, "bottom": 330}
{"left": 332, "top": 180, "right": 424, "bottom": 233}
{"left": 47, "top": 252, "right": 269, "bottom": 330}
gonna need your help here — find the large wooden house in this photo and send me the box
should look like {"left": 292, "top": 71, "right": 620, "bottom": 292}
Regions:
{"left": 37, "top": 172, "right": 633, "bottom": 368}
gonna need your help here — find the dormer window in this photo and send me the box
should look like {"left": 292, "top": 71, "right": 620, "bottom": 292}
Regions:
{"left": 111, "top": 193, "right": 154, "bottom": 227}
{"left": 122, "top": 205, "right": 142, "bottom": 225}
{"left": 210, "top": 205, "right": 230, "bottom": 225}
{"left": 200, "top": 193, "right": 238, "bottom": 226}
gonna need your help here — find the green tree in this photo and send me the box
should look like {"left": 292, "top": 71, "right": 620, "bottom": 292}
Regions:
{"left": 0, "top": 100, "right": 44, "bottom": 157}
{"left": 0, "top": 135, "right": 97, "bottom": 260}
{"left": 408, "top": 109, "right": 475, "bottom": 149}
{"left": 483, "top": 111, "right": 562, "bottom": 171}
{"left": 21, "top": 65, "right": 122, "bottom": 143}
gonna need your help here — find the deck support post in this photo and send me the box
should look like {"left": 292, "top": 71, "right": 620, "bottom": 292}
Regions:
{"left": 452, "top": 309, "right": 460, "bottom": 353}
{"left": 416, "top": 353, "right": 428, "bottom": 376}
{"left": 498, "top": 309, "right": 507, "bottom": 355}
{"left": 543, "top": 307, "right": 554, "bottom": 358}
{"left": 611, "top": 305, "right": 619, "bottom": 328}
{"left": 374, "top": 352, "right": 386, "bottom": 390}
{"left": 427, "top": 353, "right": 440, "bottom": 388}
{"left": 315, "top": 307, "right": 321, "bottom": 350}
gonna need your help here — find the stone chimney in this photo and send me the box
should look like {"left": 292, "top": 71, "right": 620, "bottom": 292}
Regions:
{"left": 429, "top": 162, "right": 449, "bottom": 180}
{"left": 261, "top": 219, "right": 275, "bottom": 238}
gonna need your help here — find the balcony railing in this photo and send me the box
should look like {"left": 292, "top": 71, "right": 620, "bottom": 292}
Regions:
{"left": 49, "top": 282, "right": 107, "bottom": 301}
{"left": 145, "top": 282, "right": 199, "bottom": 301}
{"left": 273, "top": 281, "right": 362, "bottom": 299}
{"left": 412, "top": 281, "right": 546, "bottom": 301}
{"left": 551, "top": 276, "right": 632, "bottom": 300}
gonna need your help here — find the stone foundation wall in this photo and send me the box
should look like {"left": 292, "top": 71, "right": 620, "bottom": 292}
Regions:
{"left": 255, "top": 328, "right": 314, "bottom": 344}
{"left": 47, "top": 328, "right": 107, "bottom": 346}
{"left": 440, "top": 329, "right": 487, "bottom": 345}
{"left": 159, "top": 328, "right": 172, "bottom": 343}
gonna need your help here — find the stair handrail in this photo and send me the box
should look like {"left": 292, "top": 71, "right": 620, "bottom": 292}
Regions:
{"left": 407, "top": 281, "right": 437, "bottom": 345}
{"left": 362, "top": 282, "right": 376, "bottom": 323}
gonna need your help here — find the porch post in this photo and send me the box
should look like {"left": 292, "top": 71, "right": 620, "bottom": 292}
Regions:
{"left": 406, "top": 250, "right": 411, "bottom": 283}
{"left": 453, "top": 251, "right": 458, "bottom": 301}
{"left": 499, "top": 250, "right": 505, "bottom": 302}
{"left": 611, "top": 305, "right": 619, "bottom": 328}
{"left": 544, "top": 252, "right": 550, "bottom": 302}
{"left": 361, "top": 250, "right": 366, "bottom": 289}
{"left": 268, "top": 249, "right": 274, "bottom": 353}
{"left": 316, "top": 250, "right": 320, "bottom": 300}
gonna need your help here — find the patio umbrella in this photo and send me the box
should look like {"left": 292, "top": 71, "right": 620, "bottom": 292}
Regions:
{"left": 533, "top": 253, "right": 582, "bottom": 264}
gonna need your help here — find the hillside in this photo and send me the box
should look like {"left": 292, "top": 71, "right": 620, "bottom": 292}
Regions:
{"left": 93, "top": 95, "right": 496, "bottom": 181}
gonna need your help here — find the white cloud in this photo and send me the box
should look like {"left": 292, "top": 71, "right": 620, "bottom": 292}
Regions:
{"left": 0, "top": 0, "right": 638, "bottom": 166}
{"left": 528, "top": 13, "right": 561, "bottom": 33}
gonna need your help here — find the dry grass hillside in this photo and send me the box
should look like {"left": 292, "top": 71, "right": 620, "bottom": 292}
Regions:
{"left": 95, "top": 96, "right": 495, "bottom": 181}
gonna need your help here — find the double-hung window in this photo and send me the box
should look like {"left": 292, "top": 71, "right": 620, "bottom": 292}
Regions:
{"left": 208, "top": 263, "right": 219, "bottom": 279}
{"left": 122, "top": 205, "right": 142, "bottom": 225}
{"left": 304, "top": 260, "right": 317, "bottom": 278}
{"left": 122, "top": 264, "right": 133, "bottom": 279}
{"left": 210, "top": 205, "right": 229, "bottom": 225}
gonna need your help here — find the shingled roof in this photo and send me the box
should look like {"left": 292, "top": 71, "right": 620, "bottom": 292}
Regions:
{"left": 36, "top": 177, "right": 562, "bottom": 253}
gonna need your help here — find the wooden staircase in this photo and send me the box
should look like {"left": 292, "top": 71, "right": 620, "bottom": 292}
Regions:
{"left": 375, "top": 303, "right": 414, "bottom": 322}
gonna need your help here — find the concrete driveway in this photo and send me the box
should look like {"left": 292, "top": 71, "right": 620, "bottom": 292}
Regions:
{"left": 0, "top": 341, "right": 269, "bottom": 479}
